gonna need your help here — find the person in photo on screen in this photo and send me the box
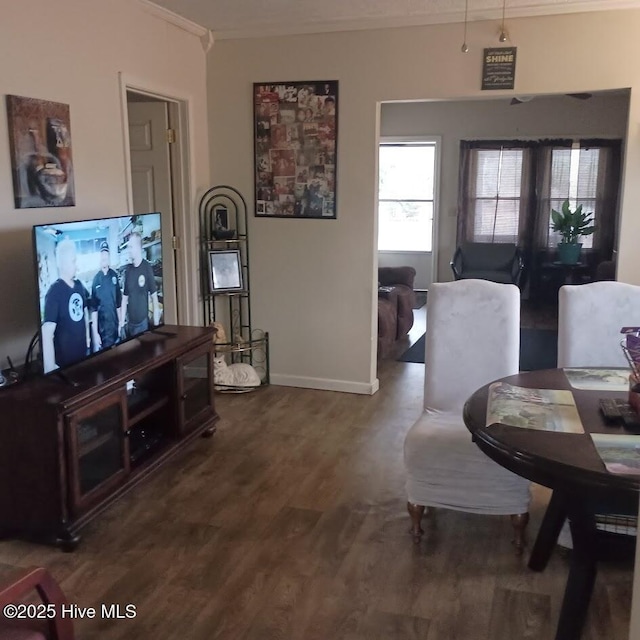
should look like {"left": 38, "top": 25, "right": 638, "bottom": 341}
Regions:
{"left": 90, "top": 241, "right": 122, "bottom": 351}
{"left": 41, "top": 238, "right": 90, "bottom": 372}
{"left": 120, "top": 231, "right": 160, "bottom": 337}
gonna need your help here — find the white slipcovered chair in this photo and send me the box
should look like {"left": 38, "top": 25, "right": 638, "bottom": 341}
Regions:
{"left": 558, "top": 281, "right": 640, "bottom": 368}
{"left": 555, "top": 281, "right": 640, "bottom": 548}
{"left": 403, "top": 279, "right": 531, "bottom": 552}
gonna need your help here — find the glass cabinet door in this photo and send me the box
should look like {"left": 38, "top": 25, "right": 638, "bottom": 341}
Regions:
{"left": 66, "top": 389, "right": 128, "bottom": 514}
{"left": 176, "top": 343, "right": 215, "bottom": 435}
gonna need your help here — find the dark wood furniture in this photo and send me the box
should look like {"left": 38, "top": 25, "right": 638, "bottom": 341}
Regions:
{"left": 0, "top": 566, "right": 74, "bottom": 639}
{"left": 463, "top": 368, "right": 639, "bottom": 640}
{"left": 0, "top": 325, "right": 218, "bottom": 551}
{"left": 530, "top": 255, "right": 595, "bottom": 302}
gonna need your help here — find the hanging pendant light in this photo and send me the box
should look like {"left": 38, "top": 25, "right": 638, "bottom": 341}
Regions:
{"left": 498, "top": 0, "right": 509, "bottom": 42}
{"left": 461, "top": 0, "right": 469, "bottom": 53}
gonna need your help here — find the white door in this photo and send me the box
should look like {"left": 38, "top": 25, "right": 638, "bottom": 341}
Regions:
{"left": 127, "top": 99, "right": 178, "bottom": 324}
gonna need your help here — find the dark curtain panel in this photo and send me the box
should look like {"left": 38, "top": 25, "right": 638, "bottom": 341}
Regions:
{"left": 532, "top": 140, "right": 574, "bottom": 252}
{"left": 583, "top": 139, "right": 621, "bottom": 261}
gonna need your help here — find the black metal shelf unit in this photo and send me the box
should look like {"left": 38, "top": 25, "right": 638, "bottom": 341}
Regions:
{"left": 198, "top": 185, "right": 269, "bottom": 388}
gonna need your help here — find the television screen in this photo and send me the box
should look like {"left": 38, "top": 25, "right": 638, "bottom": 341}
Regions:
{"left": 33, "top": 212, "right": 164, "bottom": 374}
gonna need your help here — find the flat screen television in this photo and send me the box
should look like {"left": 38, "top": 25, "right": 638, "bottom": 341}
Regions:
{"left": 33, "top": 212, "right": 164, "bottom": 375}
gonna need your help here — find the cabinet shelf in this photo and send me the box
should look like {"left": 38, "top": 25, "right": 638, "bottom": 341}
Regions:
{"left": 78, "top": 432, "right": 116, "bottom": 458}
{"left": 128, "top": 395, "right": 170, "bottom": 427}
{"left": 214, "top": 337, "right": 268, "bottom": 354}
{"left": 204, "top": 237, "right": 247, "bottom": 246}
{"left": 203, "top": 291, "right": 248, "bottom": 300}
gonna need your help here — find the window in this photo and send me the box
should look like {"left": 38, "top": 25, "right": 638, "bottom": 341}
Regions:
{"left": 458, "top": 138, "right": 621, "bottom": 263}
{"left": 548, "top": 143, "right": 599, "bottom": 249}
{"left": 378, "top": 142, "right": 436, "bottom": 252}
{"left": 470, "top": 147, "right": 524, "bottom": 243}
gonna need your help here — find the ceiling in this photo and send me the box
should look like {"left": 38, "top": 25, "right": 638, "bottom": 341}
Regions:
{"left": 144, "top": 0, "right": 640, "bottom": 39}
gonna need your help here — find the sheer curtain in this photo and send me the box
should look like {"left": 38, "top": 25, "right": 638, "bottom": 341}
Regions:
{"left": 533, "top": 139, "right": 621, "bottom": 260}
{"left": 457, "top": 141, "right": 534, "bottom": 247}
{"left": 458, "top": 138, "right": 622, "bottom": 263}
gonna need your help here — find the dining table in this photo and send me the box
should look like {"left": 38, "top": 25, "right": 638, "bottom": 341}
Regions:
{"left": 463, "top": 367, "right": 639, "bottom": 640}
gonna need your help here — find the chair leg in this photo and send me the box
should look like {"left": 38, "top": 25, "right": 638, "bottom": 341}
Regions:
{"left": 407, "top": 502, "right": 426, "bottom": 543}
{"left": 511, "top": 512, "right": 530, "bottom": 555}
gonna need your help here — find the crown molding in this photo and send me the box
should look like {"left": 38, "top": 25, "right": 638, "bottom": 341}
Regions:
{"left": 211, "top": 1, "right": 640, "bottom": 40}
{"left": 138, "top": 0, "right": 208, "bottom": 37}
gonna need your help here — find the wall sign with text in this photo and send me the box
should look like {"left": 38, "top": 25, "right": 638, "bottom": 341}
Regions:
{"left": 482, "top": 47, "right": 517, "bottom": 90}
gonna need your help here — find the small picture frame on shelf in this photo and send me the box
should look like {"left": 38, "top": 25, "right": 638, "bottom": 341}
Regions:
{"left": 211, "top": 206, "right": 236, "bottom": 240}
{"left": 208, "top": 249, "right": 244, "bottom": 294}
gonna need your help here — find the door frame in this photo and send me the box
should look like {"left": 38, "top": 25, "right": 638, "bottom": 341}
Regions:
{"left": 118, "top": 72, "right": 197, "bottom": 326}
{"left": 376, "top": 134, "right": 441, "bottom": 286}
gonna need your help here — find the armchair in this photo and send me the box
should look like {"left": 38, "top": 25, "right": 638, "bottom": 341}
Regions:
{"left": 450, "top": 242, "right": 524, "bottom": 288}
{"left": 0, "top": 567, "right": 74, "bottom": 640}
{"left": 378, "top": 266, "right": 416, "bottom": 337}
{"left": 377, "top": 266, "right": 417, "bottom": 358}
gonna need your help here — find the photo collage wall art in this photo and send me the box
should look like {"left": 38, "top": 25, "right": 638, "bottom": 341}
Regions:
{"left": 254, "top": 81, "right": 337, "bottom": 219}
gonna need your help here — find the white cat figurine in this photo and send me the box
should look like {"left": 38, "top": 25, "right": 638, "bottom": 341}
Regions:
{"left": 213, "top": 355, "right": 261, "bottom": 390}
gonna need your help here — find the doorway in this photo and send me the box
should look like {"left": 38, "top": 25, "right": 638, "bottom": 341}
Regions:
{"left": 122, "top": 86, "right": 191, "bottom": 326}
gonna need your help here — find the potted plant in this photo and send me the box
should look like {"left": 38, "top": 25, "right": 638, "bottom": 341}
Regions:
{"left": 550, "top": 199, "right": 595, "bottom": 265}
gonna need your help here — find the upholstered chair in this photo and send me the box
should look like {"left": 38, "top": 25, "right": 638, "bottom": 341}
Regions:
{"left": 403, "top": 279, "right": 531, "bottom": 552}
{"left": 558, "top": 281, "right": 640, "bottom": 368}
{"left": 554, "top": 281, "right": 640, "bottom": 548}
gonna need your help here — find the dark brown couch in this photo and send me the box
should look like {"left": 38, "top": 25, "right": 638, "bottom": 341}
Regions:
{"left": 378, "top": 266, "right": 417, "bottom": 358}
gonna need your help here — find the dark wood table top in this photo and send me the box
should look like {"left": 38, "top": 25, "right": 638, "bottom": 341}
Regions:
{"left": 463, "top": 368, "right": 640, "bottom": 506}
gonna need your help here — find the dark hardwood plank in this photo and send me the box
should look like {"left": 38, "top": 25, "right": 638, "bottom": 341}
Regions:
{"left": 0, "top": 358, "right": 633, "bottom": 640}
{"left": 487, "top": 587, "right": 550, "bottom": 640}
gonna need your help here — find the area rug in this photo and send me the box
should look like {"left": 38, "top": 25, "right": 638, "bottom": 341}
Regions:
{"left": 398, "top": 327, "right": 558, "bottom": 371}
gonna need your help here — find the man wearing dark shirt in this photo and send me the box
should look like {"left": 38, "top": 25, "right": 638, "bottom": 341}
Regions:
{"left": 120, "top": 231, "right": 160, "bottom": 337}
{"left": 91, "top": 241, "right": 122, "bottom": 350}
{"left": 41, "top": 239, "right": 90, "bottom": 372}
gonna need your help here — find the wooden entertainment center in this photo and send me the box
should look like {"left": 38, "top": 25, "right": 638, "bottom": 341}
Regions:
{"left": 0, "top": 325, "right": 218, "bottom": 550}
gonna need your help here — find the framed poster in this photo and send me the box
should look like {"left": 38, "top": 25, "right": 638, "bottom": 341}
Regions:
{"left": 208, "top": 250, "right": 244, "bottom": 294}
{"left": 482, "top": 47, "right": 517, "bottom": 90}
{"left": 5, "top": 94, "right": 75, "bottom": 208}
{"left": 254, "top": 81, "right": 338, "bottom": 219}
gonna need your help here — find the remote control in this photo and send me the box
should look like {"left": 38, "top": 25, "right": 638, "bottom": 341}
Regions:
{"left": 620, "top": 406, "right": 640, "bottom": 433}
{"left": 599, "top": 398, "right": 623, "bottom": 424}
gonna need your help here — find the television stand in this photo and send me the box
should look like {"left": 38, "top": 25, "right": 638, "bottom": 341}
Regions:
{"left": 147, "top": 326, "right": 179, "bottom": 338}
{"left": 0, "top": 325, "right": 218, "bottom": 550}
{"left": 52, "top": 369, "right": 81, "bottom": 387}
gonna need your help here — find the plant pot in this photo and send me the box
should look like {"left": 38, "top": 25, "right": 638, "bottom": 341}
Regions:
{"left": 557, "top": 242, "right": 582, "bottom": 265}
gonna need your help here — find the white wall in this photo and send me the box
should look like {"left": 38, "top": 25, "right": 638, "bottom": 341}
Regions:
{"left": 0, "top": 0, "right": 209, "bottom": 365}
{"left": 381, "top": 92, "right": 629, "bottom": 282}
{"left": 207, "top": 9, "right": 640, "bottom": 395}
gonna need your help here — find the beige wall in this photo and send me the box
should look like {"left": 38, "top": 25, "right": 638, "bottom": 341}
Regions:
{"left": 381, "top": 92, "right": 629, "bottom": 283}
{"left": 207, "top": 9, "right": 640, "bottom": 394}
{"left": 0, "top": 0, "right": 209, "bottom": 365}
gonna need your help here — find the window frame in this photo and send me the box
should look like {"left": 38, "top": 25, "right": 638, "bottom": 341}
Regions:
{"left": 466, "top": 143, "right": 527, "bottom": 245}
{"left": 377, "top": 135, "right": 440, "bottom": 262}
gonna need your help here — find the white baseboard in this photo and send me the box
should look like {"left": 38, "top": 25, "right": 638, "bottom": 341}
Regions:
{"left": 270, "top": 374, "right": 380, "bottom": 395}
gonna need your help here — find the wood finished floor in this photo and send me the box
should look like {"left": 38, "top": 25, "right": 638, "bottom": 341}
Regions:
{"left": 0, "top": 359, "right": 633, "bottom": 640}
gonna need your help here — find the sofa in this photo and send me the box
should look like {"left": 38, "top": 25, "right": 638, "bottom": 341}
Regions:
{"left": 450, "top": 242, "right": 524, "bottom": 288}
{"left": 378, "top": 266, "right": 417, "bottom": 358}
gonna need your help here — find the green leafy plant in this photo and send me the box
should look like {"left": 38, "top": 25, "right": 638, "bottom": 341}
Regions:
{"left": 551, "top": 199, "right": 595, "bottom": 244}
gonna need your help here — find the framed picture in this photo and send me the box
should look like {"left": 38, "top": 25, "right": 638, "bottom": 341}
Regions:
{"left": 5, "top": 94, "right": 75, "bottom": 208}
{"left": 253, "top": 80, "right": 338, "bottom": 219}
{"left": 208, "top": 249, "right": 244, "bottom": 294}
